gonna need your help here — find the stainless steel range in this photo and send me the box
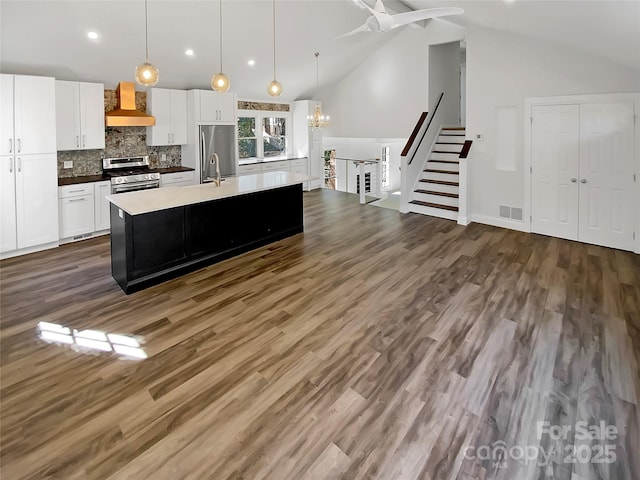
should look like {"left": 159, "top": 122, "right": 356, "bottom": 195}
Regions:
{"left": 102, "top": 156, "right": 161, "bottom": 194}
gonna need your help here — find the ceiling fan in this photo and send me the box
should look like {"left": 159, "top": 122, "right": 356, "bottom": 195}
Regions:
{"left": 338, "top": 0, "right": 463, "bottom": 38}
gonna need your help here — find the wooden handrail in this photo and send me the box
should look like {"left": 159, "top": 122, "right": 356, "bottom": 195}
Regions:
{"left": 407, "top": 92, "right": 444, "bottom": 165}
{"left": 459, "top": 140, "right": 473, "bottom": 159}
{"left": 401, "top": 112, "right": 427, "bottom": 157}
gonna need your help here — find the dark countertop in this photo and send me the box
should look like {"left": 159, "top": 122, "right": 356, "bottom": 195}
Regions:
{"left": 58, "top": 166, "right": 195, "bottom": 186}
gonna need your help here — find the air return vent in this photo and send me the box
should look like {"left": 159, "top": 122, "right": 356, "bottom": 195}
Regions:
{"left": 499, "top": 205, "right": 523, "bottom": 221}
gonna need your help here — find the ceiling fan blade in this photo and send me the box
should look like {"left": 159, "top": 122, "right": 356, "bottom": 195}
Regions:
{"left": 390, "top": 7, "right": 464, "bottom": 28}
{"left": 336, "top": 21, "right": 373, "bottom": 39}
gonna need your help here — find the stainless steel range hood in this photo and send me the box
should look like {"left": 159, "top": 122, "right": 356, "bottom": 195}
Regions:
{"left": 105, "top": 82, "right": 155, "bottom": 127}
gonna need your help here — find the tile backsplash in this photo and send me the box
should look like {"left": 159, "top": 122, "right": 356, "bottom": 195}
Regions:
{"left": 57, "top": 90, "right": 182, "bottom": 178}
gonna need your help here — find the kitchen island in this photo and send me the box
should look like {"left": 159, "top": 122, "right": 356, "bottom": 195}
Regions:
{"left": 107, "top": 171, "right": 309, "bottom": 294}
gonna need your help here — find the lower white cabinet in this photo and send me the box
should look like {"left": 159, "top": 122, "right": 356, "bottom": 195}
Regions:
{"left": 161, "top": 170, "right": 195, "bottom": 187}
{"left": 237, "top": 158, "right": 309, "bottom": 189}
{"left": 59, "top": 183, "right": 94, "bottom": 239}
{"left": 94, "top": 181, "right": 111, "bottom": 231}
{"left": 1, "top": 153, "right": 59, "bottom": 256}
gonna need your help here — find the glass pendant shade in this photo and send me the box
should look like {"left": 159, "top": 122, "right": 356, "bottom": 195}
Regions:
{"left": 211, "top": 73, "right": 230, "bottom": 92}
{"left": 268, "top": 80, "right": 282, "bottom": 97}
{"left": 135, "top": 62, "right": 159, "bottom": 86}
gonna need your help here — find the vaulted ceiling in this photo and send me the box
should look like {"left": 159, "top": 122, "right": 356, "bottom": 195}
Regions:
{"left": 1, "top": 0, "right": 638, "bottom": 101}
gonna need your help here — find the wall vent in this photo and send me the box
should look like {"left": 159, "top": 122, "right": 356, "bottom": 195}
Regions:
{"left": 499, "top": 205, "right": 523, "bottom": 221}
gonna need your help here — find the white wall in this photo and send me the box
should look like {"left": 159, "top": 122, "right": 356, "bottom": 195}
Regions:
{"left": 429, "top": 41, "right": 461, "bottom": 126}
{"left": 466, "top": 25, "right": 640, "bottom": 225}
{"left": 318, "top": 20, "right": 465, "bottom": 139}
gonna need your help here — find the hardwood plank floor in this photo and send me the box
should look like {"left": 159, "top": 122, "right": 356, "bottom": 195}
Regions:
{"left": 1, "top": 189, "right": 639, "bottom": 480}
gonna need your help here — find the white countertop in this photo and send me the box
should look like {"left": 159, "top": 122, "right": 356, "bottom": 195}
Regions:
{"left": 107, "top": 171, "right": 312, "bottom": 216}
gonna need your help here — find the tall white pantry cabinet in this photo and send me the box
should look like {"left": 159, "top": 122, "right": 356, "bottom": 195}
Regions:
{"left": 1, "top": 74, "right": 59, "bottom": 257}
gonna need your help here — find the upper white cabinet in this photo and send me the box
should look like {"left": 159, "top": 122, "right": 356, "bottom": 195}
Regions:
{"left": 55, "top": 80, "right": 105, "bottom": 151}
{"left": 188, "top": 90, "right": 236, "bottom": 124}
{"left": 146, "top": 88, "right": 187, "bottom": 146}
{"left": 2, "top": 74, "right": 56, "bottom": 156}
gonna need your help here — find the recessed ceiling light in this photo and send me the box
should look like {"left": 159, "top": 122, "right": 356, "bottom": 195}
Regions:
{"left": 87, "top": 31, "right": 99, "bottom": 40}
{"left": 185, "top": 49, "right": 194, "bottom": 56}
{"left": 247, "top": 59, "right": 255, "bottom": 67}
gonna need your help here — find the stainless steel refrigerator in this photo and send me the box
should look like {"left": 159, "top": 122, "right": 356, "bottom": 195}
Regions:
{"left": 199, "top": 125, "right": 236, "bottom": 183}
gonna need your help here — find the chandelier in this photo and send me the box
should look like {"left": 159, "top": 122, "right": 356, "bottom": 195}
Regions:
{"left": 308, "top": 52, "right": 330, "bottom": 129}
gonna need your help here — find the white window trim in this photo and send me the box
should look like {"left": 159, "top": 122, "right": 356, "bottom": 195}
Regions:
{"left": 237, "top": 109, "right": 292, "bottom": 160}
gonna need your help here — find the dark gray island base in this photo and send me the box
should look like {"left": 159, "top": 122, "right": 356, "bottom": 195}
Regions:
{"left": 109, "top": 184, "right": 303, "bottom": 294}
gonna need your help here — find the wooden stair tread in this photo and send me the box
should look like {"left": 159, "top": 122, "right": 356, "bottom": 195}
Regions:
{"left": 419, "top": 179, "right": 459, "bottom": 186}
{"left": 428, "top": 160, "right": 459, "bottom": 164}
{"left": 442, "top": 127, "right": 466, "bottom": 130}
{"left": 414, "top": 189, "right": 459, "bottom": 198}
{"left": 410, "top": 200, "right": 459, "bottom": 211}
{"left": 436, "top": 142, "right": 465, "bottom": 145}
{"left": 432, "top": 150, "right": 461, "bottom": 154}
{"left": 424, "top": 169, "right": 458, "bottom": 174}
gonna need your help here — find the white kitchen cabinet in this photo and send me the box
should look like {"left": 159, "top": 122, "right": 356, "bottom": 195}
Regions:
{"left": 0, "top": 76, "right": 14, "bottom": 156}
{"left": 15, "top": 154, "right": 59, "bottom": 249}
{"left": 58, "top": 183, "right": 95, "bottom": 239}
{"left": 1, "top": 74, "right": 58, "bottom": 257}
{"left": 55, "top": 81, "right": 105, "bottom": 151}
{"left": 2, "top": 74, "right": 56, "bottom": 156}
{"left": 191, "top": 90, "right": 236, "bottom": 124}
{"left": 261, "top": 160, "right": 290, "bottom": 172}
{"left": 161, "top": 170, "right": 195, "bottom": 187}
{"left": 146, "top": 88, "right": 188, "bottom": 146}
{"left": 289, "top": 158, "right": 309, "bottom": 175}
{"left": 94, "top": 181, "right": 111, "bottom": 232}
{"left": 0, "top": 155, "right": 17, "bottom": 252}
{"left": 237, "top": 164, "right": 261, "bottom": 176}
{"left": 292, "top": 100, "right": 322, "bottom": 190}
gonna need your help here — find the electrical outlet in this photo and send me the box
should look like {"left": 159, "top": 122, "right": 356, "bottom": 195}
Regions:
{"left": 475, "top": 134, "right": 484, "bottom": 141}
{"left": 63, "top": 160, "right": 73, "bottom": 169}
{"left": 160, "top": 153, "right": 167, "bottom": 163}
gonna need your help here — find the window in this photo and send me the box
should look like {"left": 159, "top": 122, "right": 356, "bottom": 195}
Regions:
{"left": 238, "top": 116, "right": 257, "bottom": 159}
{"left": 237, "top": 111, "right": 289, "bottom": 159}
{"left": 263, "top": 117, "right": 287, "bottom": 157}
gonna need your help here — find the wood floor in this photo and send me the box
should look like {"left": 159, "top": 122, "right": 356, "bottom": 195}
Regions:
{"left": 1, "top": 189, "right": 639, "bottom": 480}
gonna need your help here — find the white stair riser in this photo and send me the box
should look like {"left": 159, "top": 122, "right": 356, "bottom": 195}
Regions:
{"left": 412, "top": 192, "right": 458, "bottom": 207}
{"left": 438, "top": 135, "right": 465, "bottom": 143}
{"left": 434, "top": 143, "right": 463, "bottom": 153}
{"left": 426, "top": 162, "right": 459, "bottom": 173}
{"left": 440, "top": 129, "right": 466, "bottom": 135}
{"left": 408, "top": 204, "right": 458, "bottom": 221}
{"left": 422, "top": 171, "right": 459, "bottom": 182}
{"left": 417, "top": 182, "right": 458, "bottom": 195}
{"left": 430, "top": 152, "right": 460, "bottom": 161}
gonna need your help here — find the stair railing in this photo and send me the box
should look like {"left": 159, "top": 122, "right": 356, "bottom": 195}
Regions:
{"left": 400, "top": 92, "right": 445, "bottom": 213}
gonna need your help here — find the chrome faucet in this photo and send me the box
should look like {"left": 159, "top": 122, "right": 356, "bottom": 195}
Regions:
{"left": 210, "top": 153, "right": 221, "bottom": 186}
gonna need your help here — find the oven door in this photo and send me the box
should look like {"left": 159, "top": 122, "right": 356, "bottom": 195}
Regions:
{"left": 111, "top": 180, "right": 160, "bottom": 194}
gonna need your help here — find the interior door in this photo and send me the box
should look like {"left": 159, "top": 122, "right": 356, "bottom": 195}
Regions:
{"left": 578, "top": 102, "right": 635, "bottom": 251}
{"left": 531, "top": 104, "right": 580, "bottom": 240}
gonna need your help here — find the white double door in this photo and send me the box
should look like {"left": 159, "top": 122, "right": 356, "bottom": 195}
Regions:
{"left": 531, "top": 102, "right": 636, "bottom": 251}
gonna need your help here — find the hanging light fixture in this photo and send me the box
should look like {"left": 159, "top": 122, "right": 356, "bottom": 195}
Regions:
{"left": 267, "top": 0, "right": 282, "bottom": 97}
{"left": 211, "top": 0, "right": 230, "bottom": 92}
{"left": 134, "top": 0, "right": 159, "bottom": 86}
{"left": 308, "top": 52, "right": 330, "bottom": 129}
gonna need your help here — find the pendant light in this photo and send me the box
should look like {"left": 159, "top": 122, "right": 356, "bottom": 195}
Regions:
{"left": 134, "top": 0, "right": 159, "bottom": 86}
{"left": 308, "top": 52, "right": 330, "bottom": 129}
{"left": 211, "top": 0, "right": 230, "bottom": 92}
{"left": 267, "top": 0, "right": 282, "bottom": 97}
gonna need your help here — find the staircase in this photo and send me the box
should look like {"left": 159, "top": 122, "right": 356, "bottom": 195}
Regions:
{"left": 408, "top": 126, "right": 465, "bottom": 221}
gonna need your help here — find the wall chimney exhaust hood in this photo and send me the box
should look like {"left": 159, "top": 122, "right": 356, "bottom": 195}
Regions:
{"left": 105, "top": 82, "right": 155, "bottom": 127}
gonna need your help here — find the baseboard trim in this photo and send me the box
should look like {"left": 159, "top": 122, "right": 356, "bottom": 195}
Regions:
{"left": 471, "top": 214, "right": 529, "bottom": 233}
{"left": 1, "top": 241, "right": 59, "bottom": 260}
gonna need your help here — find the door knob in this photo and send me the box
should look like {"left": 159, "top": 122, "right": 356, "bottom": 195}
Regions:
{"left": 581, "top": 179, "right": 587, "bottom": 184}
{"left": 570, "top": 178, "right": 577, "bottom": 183}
